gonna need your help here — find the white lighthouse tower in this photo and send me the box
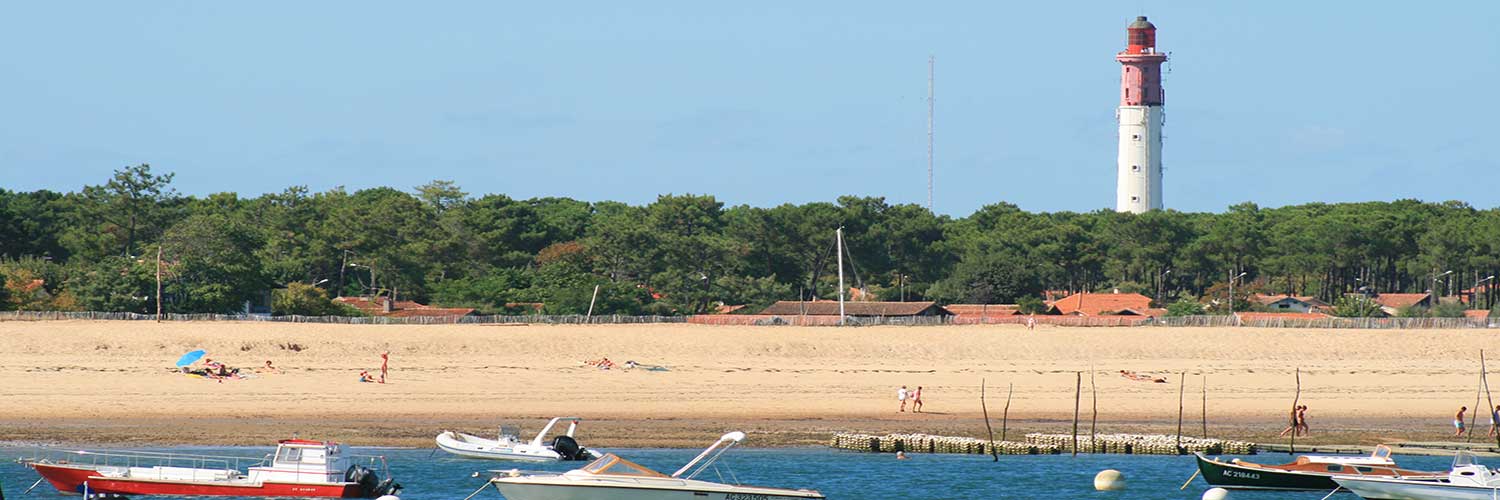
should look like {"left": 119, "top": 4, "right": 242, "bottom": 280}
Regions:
{"left": 1115, "top": 16, "right": 1168, "bottom": 213}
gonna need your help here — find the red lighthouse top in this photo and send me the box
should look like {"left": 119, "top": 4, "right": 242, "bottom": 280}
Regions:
{"left": 1125, "top": 16, "right": 1158, "bottom": 54}
{"left": 1117, "top": 16, "right": 1166, "bottom": 106}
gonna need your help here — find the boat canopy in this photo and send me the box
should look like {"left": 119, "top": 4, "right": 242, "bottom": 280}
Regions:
{"left": 579, "top": 454, "right": 667, "bottom": 478}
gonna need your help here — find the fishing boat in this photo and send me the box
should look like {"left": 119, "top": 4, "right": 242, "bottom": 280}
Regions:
{"left": 23, "top": 439, "right": 398, "bottom": 498}
{"left": 1194, "top": 445, "right": 1441, "bottom": 491}
{"left": 436, "top": 417, "right": 598, "bottom": 462}
{"left": 485, "top": 431, "right": 824, "bottom": 500}
{"left": 1335, "top": 451, "right": 1500, "bottom": 500}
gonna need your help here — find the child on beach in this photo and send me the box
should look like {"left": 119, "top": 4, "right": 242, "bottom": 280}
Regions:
{"left": 379, "top": 351, "right": 389, "bottom": 384}
{"left": 359, "top": 370, "right": 375, "bottom": 383}
{"left": 1455, "top": 406, "right": 1468, "bottom": 437}
{"left": 897, "top": 386, "right": 908, "bottom": 412}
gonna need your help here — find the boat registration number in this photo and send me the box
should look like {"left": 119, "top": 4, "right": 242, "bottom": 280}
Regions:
{"left": 725, "top": 495, "right": 771, "bottom": 500}
{"left": 1221, "top": 470, "right": 1260, "bottom": 480}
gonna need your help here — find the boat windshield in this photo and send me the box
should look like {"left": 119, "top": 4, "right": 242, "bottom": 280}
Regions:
{"left": 580, "top": 454, "right": 667, "bottom": 478}
{"left": 1453, "top": 451, "right": 1477, "bottom": 468}
{"left": 1372, "top": 445, "right": 1391, "bottom": 460}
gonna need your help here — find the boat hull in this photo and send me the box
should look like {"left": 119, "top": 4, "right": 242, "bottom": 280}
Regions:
{"left": 1336, "top": 477, "right": 1499, "bottom": 500}
{"left": 32, "top": 463, "right": 364, "bottom": 498}
{"left": 1194, "top": 453, "right": 1342, "bottom": 491}
{"left": 495, "top": 482, "right": 824, "bottom": 500}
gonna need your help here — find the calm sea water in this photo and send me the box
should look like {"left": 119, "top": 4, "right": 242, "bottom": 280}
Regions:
{"left": 0, "top": 446, "right": 1474, "bottom": 500}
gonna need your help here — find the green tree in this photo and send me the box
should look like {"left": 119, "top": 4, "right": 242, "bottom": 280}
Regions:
{"left": 927, "top": 252, "right": 1040, "bottom": 305}
{"left": 160, "top": 214, "right": 266, "bottom": 313}
{"left": 1166, "top": 299, "right": 1206, "bottom": 316}
{"left": 272, "top": 282, "right": 354, "bottom": 316}
{"left": 67, "top": 164, "right": 178, "bottom": 259}
{"left": 1331, "top": 296, "right": 1384, "bottom": 317}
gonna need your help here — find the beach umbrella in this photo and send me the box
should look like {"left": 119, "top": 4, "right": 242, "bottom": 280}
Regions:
{"left": 175, "top": 349, "right": 207, "bottom": 367}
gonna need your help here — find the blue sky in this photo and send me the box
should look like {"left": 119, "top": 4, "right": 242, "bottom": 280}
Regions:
{"left": 2, "top": 1, "right": 1496, "bottom": 215}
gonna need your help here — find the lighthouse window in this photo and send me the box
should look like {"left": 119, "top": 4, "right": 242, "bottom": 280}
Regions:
{"left": 1132, "top": 165, "right": 1140, "bottom": 172}
{"left": 1131, "top": 196, "right": 1140, "bottom": 203}
{"left": 1132, "top": 134, "right": 1140, "bottom": 141}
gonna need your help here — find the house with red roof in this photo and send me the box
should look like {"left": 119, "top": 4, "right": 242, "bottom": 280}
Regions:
{"left": 1365, "top": 292, "right": 1431, "bottom": 316}
{"left": 333, "top": 296, "right": 476, "bottom": 318}
{"left": 1045, "top": 292, "right": 1163, "bottom": 317}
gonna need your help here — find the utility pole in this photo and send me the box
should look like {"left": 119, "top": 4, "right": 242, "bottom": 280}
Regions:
{"left": 837, "top": 227, "right": 846, "bottom": 325}
{"left": 155, "top": 246, "right": 163, "bottom": 322}
{"left": 927, "top": 55, "right": 935, "bottom": 212}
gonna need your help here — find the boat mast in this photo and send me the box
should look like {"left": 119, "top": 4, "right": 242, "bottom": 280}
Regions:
{"left": 836, "top": 227, "right": 846, "bottom": 325}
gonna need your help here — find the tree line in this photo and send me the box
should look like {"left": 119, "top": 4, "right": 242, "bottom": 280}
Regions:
{"left": 3, "top": 164, "right": 1499, "bottom": 316}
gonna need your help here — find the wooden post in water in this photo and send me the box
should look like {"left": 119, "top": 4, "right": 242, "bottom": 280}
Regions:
{"left": 1072, "top": 371, "right": 1081, "bottom": 457}
{"left": 1090, "top": 365, "right": 1098, "bottom": 453}
{"left": 1176, "top": 371, "right": 1186, "bottom": 453}
{"left": 1289, "top": 367, "right": 1301, "bottom": 454}
{"left": 1201, "top": 374, "right": 1209, "bottom": 439}
{"left": 1482, "top": 350, "right": 1498, "bottom": 448}
{"left": 1001, "top": 382, "right": 1013, "bottom": 443}
{"left": 1468, "top": 368, "right": 1482, "bottom": 443}
{"left": 981, "top": 378, "right": 998, "bottom": 462}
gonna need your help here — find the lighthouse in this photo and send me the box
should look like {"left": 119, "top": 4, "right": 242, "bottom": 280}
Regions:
{"left": 1115, "top": 16, "right": 1167, "bottom": 213}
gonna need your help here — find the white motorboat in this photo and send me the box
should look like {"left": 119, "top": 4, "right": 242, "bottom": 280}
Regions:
{"left": 487, "top": 431, "right": 825, "bottom": 500}
{"left": 1334, "top": 451, "right": 1498, "bottom": 499}
{"left": 437, "top": 417, "right": 599, "bottom": 462}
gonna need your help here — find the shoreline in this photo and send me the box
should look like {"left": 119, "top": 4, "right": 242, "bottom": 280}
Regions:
{"left": 2, "top": 321, "right": 1497, "bottom": 450}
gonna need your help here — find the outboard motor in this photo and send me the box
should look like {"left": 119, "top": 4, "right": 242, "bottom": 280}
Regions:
{"left": 551, "top": 435, "right": 586, "bottom": 461}
{"left": 345, "top": 465, "right": 385, "bottom": 498}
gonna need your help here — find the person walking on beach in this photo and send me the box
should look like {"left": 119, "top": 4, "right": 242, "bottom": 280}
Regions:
{"left": 1296, "top": 405, "right": 1309, "bottom": 436}
{"left": 1489, "top": 405, "right": 1500, "bottom": 438}
{"left": 912, "top": 386, "right": 924, "bottom": 413}
{"left": 897, "top": 386, "right": 909, "bottom": 412}
{"left": 1278, "top": 405, "right": 1298, "bottom": 437}
{"left": 379, "top": 351, "right": 389, "bottom": 384}
{"left": 1455, "top": 406, "right": 1468, "bottom": 437}
{"left": 1026, "top": 315, "right": 1035, "bottom": 331}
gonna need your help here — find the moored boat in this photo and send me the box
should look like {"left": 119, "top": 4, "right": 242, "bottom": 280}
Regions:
{"left": 436, "top": 416, "right": 598, "bottom": 462}
{"left": 1334, "top": 451, "right": 1500, "bottom": 500}
{"left": 23, "top": 439, "right": 399, "bottom": 498}
{"left": 1194, "top": 445, "right": 1441, "bottom": 491}
{"left": 486, "top": 431, "right": 824, "bottom": 500}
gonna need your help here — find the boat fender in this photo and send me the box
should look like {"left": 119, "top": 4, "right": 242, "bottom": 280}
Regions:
{"left": 1202, "top": 487, "right": 1229, "bottom": 500}
{"left": 375, "top": 496, "right": 399, "bottom": 500}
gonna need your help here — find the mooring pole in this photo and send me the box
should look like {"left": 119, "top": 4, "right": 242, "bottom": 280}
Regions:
{"left": 1289, "top": 367, "right": 1301, "bottom": 454}
{"left": 1072, "top": 371, "right": 1081, "bottom": 457}
{"left": 1090, "top": 365, "right": 1098, "bottom": 453}
{"left": 1001, "top": 382, "right": 1013, "bottom": 443}
{"left": 1201, "top": 374, "right": 1209, "bottom": 439}
{"left": 981, "top": 378, "right": 998, "bottom": 462}
{"left": 1176, "top": 371, "right": 1186, "bottom": 453}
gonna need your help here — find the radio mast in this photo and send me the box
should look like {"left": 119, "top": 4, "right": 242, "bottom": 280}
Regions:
{"left": 927, "top": 55, "right": 935, "bottom": 212}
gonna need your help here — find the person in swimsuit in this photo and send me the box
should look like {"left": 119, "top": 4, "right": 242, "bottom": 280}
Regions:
{"left": 379, "top": 352, "right": 389, "bottom": 384}
{"left": 912, "top": 386, "right": 924, "bottom": 413}
{"left": 1296, "top": 406, "right": 1309, "bottom": 436}
{"left": 1278, "top": 405, "right": 1298, "bottom": 437}
{"left": 1455, "top": 406, "right": 1468, "bottom": 437}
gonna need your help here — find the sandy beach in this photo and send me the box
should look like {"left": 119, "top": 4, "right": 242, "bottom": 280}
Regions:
{"left": 1, "top": 320, "right": 1497, "bottom": 448}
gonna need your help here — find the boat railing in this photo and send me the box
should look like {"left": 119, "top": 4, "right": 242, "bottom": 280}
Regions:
{"left": 20, "top": 448, "right": 268, "bottom": 482}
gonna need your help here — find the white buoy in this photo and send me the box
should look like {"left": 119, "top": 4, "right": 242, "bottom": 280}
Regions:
{"left": 375, "top": 495, "right": 400, "bottom": 500}
{"left": 1093, "top": 469, "right": 1125, "bottom": 491}
{"left": 1202, "top": 487, "right": 1229, "bottom": 500}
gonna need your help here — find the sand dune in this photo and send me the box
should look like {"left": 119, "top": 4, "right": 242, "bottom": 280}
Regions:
{"left": 0, "top": 320, "right": 1496, "bottom": 447}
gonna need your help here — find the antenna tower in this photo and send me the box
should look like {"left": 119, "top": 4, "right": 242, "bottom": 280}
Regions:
{"left": 927, "top": 55, "right": 934, "bottom": 211}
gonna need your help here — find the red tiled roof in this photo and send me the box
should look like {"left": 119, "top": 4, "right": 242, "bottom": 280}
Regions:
{"left": 1370, "top": 293, "right": 1430, "bottom": 309}
{"left": 757, "top": 300, "right": 950, "bottom": 317}
{"left": 945, "top": 304, "right": 1021, "bottom": 316}
{"left": 1047, "top": 292, "right": 1154, "bottom": 316}
{"left": 713, "top": 304, "right": 747, "bottom": 314}
{"left": 1250, "top": 294, "right": 1326, "bottom": 306}
{"left": 333, "top": 297, "right": 476, "bottom": 318}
